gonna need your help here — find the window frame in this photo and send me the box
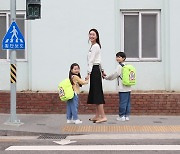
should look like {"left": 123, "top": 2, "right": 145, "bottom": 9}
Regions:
{"left": 121, "top": 10, "right": 161, "bottom": 62}
{"left": 0, "top": 11, "right": 27, "bottom": 62}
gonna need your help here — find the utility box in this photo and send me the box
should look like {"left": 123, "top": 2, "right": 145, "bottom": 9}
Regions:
{"left": 26, "top": 0, "right": 41, "bottom": 20}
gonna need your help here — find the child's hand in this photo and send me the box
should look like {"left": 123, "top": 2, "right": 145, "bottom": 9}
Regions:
{"left": 85, "top": 74, "right": 90, "bottom": 80}
{"left": 103, "top": 76, "right": 108, "bottom": 80}
{"left": 102, "top": 71, "right": 107, "bottom": 79}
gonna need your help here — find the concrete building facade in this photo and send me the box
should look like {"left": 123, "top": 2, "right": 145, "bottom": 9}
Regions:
{"left": 0, "top": 0, "right": 180, "bottom": 92}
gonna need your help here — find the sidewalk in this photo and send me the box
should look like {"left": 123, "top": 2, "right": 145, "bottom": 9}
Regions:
{"left": 0, "top": 114, "right": 180, "bottom": 136}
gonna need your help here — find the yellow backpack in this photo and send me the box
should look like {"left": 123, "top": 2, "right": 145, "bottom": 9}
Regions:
{"left": 58, "top": 78, "right": 74, "bottom": 101}
{"left": 120, "top": 63, "right": 136, "bottom": 86}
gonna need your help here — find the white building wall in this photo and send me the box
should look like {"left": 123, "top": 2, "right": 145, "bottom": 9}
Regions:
{"left": 0, "top": 0, "right": 28, "bottom": 91}
{"left": 115, "top": 0, "right": 166, "bottom": 91}
{"left": 30, "top": 0, "right": 115, "bottom": 91}
{"left": 169, "top": 0, "right": 180, "bottom": 91}
{"left": 0, "top": 0, "right": 180, "bottom": 92}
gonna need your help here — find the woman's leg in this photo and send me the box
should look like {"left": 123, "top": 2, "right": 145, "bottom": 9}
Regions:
{"left": 89, "top": 105, "right": 100, "bottom": 121}
{"left": 95, "top": 104, "right": 107, "bottom": 123}
{"left": 95, "top": 105, "right": 100, "bottom": 117}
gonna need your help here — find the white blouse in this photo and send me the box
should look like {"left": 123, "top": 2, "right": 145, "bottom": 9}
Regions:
{"left": 87, "top": 43, "right": 103, "bottom": 74}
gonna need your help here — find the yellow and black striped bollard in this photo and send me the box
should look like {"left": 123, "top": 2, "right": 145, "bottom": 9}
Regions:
{"left": 10, "top": 64, "right": 16, "bottom": 83}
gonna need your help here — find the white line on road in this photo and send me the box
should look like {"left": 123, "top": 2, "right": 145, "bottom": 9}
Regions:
{"left": 5, "top": 145, "right": 180, "bottom": 151}
{"left": 66, "top": 133, "right": 180, "bottom": 140}
{"left": 67, "top": 134, "right": 180, "bottom": 140}
{"left": 0, "top": 136, "right": 38, "bottom": 140}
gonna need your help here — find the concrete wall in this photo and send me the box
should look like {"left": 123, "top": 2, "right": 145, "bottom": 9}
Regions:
{"left": 115, "top": 0, "right": 165, "bottom": 91}
{"left": 30, "top": 0, "right": 115, "bottom": 91}
{"left": 1, "top": 0, "right": 180, "bottom": 92}
{"left": 0, "top": 0, "right": 28, "bottom": 91}
{"left": 169, "top": 0, "right": 180, "bottom": 91}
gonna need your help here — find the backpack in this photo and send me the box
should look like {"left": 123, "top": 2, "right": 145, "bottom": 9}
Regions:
{"left": 58, "top": 78, "right": 74, "bottom": 101}
{"left": 119, "top": 63, "right": 136, "bottom": 86}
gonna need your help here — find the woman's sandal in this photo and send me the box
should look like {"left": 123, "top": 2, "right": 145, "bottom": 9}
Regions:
{"left": 94, "top": 118, "right": 107, "bottom": 123}
{"left": 89, "top": 117, "right": 99, "bottom": 122}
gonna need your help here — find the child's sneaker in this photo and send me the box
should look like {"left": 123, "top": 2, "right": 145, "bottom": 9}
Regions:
{"left": 125, "top": 116, "right": 130, "bottom": 121}
{"left": 74, "top": 119, "right": 82, "bottom": 124}
{"left": 116, "top": 116, "right": 125, "bottom": 121}
{"left": 67, "top": 120, "right": 74, "bottom": 124}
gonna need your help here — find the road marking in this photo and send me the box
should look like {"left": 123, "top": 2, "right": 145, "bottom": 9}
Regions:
{"left": 0, "top": 139, "right": 18, "bottom": 142}
{"left": 6, "top": 145, "right": 180, "bottom": 151}
{"left": 53, "top": 139, "right": 77, "bottom": 145}
{"left": 66, "top": 133, "right": 180, "bottom": 140}
{"left": 0, "top": 136, "right": 38, "bottom": 140}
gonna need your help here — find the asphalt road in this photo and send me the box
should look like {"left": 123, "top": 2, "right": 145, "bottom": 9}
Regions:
{"left": 0, "top": 136, "right": 180, "bottom": 154}
{"left": 0, "top": 114, "right": 180, "bottom": 154}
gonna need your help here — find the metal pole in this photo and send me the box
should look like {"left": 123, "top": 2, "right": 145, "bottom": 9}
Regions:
{"left": 5, "top": 0, "right": 22, "bottom": 125}
{"left": 10, "top": 0, "right": 17, "bottom": 123}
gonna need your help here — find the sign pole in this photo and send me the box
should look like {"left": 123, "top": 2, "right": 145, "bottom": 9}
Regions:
{"left": 5, "top": 0, "right": 23, "bottom": 125}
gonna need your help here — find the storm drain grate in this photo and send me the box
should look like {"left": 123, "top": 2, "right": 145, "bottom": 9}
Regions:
{"left": 37, "top": 135, "right": 67, "bottom": 140}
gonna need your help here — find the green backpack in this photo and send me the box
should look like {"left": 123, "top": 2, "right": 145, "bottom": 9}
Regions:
{"left": 58, "top": 78, "right": 74, "bottom": 101}
{"left": 120, "top": 63, "right": 136, "bottom": 86}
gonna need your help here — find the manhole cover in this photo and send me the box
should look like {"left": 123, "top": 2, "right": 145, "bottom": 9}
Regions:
{"left": 37, "top": 135, "right": 67, "bottom": 140}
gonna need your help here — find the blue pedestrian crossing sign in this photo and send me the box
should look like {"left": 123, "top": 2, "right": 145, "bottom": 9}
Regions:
{"left": 2, "top": 21, "right": 25, "bottom": 50}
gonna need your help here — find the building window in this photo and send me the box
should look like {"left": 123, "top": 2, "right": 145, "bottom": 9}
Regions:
{"left": 121, "top": 11, "right": 160, "bottom": 61}
{"left": 0, "top": 12, "right": 26, "bottom": 61}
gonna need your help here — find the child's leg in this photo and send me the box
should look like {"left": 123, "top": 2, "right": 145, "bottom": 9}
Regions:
{"left": 125, "top": 92, "right": 131, "bottom": 117}
{"left": 66, "top": 100, "right": 72, "bottom": 120}
{"left": 119, "top": 92, "right": 129, "bottom": 117}
{"left": 70, "top": 94, "right": 79, "bottom": 120}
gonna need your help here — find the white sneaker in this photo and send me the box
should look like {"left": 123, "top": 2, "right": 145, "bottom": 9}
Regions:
{"left": 74, "top": 119, "right": 82, "bottom": 124}
{"left": 116, "top": 116, "right": 125, "bottom": 121}
{"left": 67, "top": 120, "right": 74, "bottom": 124}
{"left": 125, "top": 116, "right": 130, "bottom": 121}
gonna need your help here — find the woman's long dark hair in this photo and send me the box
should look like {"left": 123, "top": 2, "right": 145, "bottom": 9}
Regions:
{"left": 89, "top": 29, "right": 101, "bottom": 48}
{"left": 69, "top": 63, "right": 82, "bottom": 87}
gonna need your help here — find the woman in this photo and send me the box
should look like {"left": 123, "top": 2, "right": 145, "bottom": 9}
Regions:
{"left": 86, "top": 29, "right": 107, "bottom": 123}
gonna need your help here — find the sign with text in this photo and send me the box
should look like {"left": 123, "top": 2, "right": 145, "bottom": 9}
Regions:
{"left": 2, "top": 21, "right": 25, "bottom": 50}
